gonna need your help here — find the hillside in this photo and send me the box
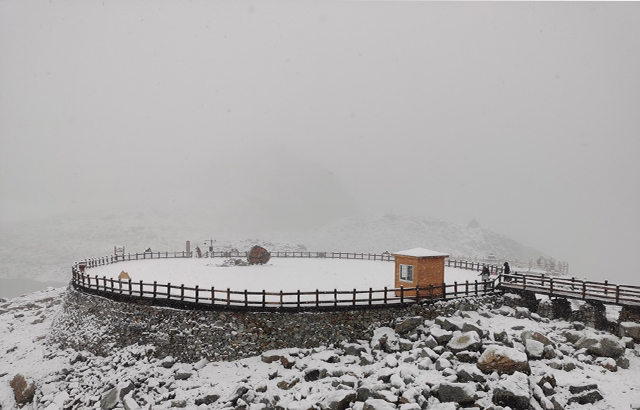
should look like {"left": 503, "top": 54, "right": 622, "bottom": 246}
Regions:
{"left": 284, "top": 214, "right": 547, "bottom": 263}
{"left": 0, "top": 212, "right": 554, "bottom": 285}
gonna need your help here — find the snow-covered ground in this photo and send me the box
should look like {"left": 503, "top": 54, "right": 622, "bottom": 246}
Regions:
{"left": 83, "top": 258, "right": 490, "bottom": 304}
{"left": 85, "top": 259, "right": 487, "bottom": 293}
{"left": 2, "top": 286, "right": 640, "bottom": 410}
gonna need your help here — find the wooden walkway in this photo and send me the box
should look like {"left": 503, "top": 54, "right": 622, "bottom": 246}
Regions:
{"left": 496, "top": 273, "right": 640, "bottom": 307}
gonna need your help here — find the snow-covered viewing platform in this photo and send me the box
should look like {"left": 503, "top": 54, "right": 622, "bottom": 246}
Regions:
{"left": 72, "top": 251, "right": 500, "bottom": 310}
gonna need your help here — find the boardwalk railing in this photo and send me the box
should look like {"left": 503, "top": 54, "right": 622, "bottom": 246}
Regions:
{"left": 497, "top": 273, "right": 640, "bottom": 307}
{"left": 70, "top": 251, "right": 500, "bottom": 311}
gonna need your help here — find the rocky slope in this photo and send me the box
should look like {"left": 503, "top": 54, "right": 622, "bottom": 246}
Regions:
{"left": 2, "top": 287, "right": 640, "bottom": 410}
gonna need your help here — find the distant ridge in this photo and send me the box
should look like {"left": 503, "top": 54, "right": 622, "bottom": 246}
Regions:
{"left": 294, "top": 214, "right": 547, "bottom": 263}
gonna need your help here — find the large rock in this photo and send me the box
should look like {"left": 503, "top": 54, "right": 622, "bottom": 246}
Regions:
{"left": 395, "top": 317, "right": 423, "bottom": 335}
{"left": 619, "top": 322, "right": 640, "bottom": 343}
{"left": 371, "top": 327, "right": 400, "bottom": 352}
{"left": 447, "top": 331, "right": 482, "bottom": 353}
{"left": 247, "top": 245, "right": 270, "bottom": 265}
{"left": 575, "top": 334, "right": 625, "bottom": 358}
{"left": 363, "top": 399, "right": 397, "bottom": 410}
{"left": 492, "top": 371, "right": 531, "bottom": 409}
{"left": 456, "top": 364, "right": 486, "bottom": 383}
{"left": 430, "top": 327, "right": 453, "bottom": 345}
{"left": 525, "top": 339, "right": 545, "bottom": 359}
{"left": 438, "top": 382, "right": 476, "bottom": 404}
{"left": 318, "top": 390, "right": 357, "bottom": 410}
{"left": 521, "top": 331, "right": 555, "bottom": 348}
{"left": 477, "top": 345, "right": 531, "bottom": 375}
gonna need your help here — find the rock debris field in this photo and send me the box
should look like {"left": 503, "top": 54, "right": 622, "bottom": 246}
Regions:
{"left": 1, "top": 287, "right": 640, "bottom": 410}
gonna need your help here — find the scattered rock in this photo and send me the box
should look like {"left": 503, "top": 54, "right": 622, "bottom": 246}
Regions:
{"left": 492, "top": 371, "right": 530, "bottom": 409}
{"left": 395, "top": 317, "right": 423, "bottom": 335}
{"left": 10, "top": 374, "right": 35, "bottom": 406}
{"left": 437, "top": 382, "right": 476, "bottom": 404}
{"left": 447, "top": 332, "right": 482, "bottom": 353}
{"left": 567, "top": 390, "right": 604, "bottom": 405}
{"left": 477, "top": 345, "right": 531, "bottom": 375}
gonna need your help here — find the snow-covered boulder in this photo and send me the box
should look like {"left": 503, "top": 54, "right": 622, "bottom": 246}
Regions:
{"left": 455, "top": 364, "right": 486, "bottom": 383}
{"left": 437, "top": 382, "right": 476, "bottom": 404}
{"left": 395, "top": 317, "right": 423, "bottom": 335}
{"left": 363, "top": 398, "right": 396, "bottom": 410}
{"left": 477, "top": 345, "right": 530, "bottom": 375}
{"left": 429, "top": 327, "right": 453, "bottom": 345}
{"left": 317, "top": 390, "right": 357, "bottom": 410}
{"left": 446, "top": 331, "right": 482, "bottom": 353}
{"left": 371, "top": 327, "right": 400, "bottom": 352}
{"left": 575, "top": 334, "right": 625, "bottom": 358}
{"left": 525, "top": 339, "right": 545, "bottom": 359}
{"left": 492, "top": 371, "right": 530, "bottom": 409}
{"left": 521, "top": 331, "right": 555, "bottom": 348}
{"left": 619, "top": 322, "right": 640, "bottom": 343}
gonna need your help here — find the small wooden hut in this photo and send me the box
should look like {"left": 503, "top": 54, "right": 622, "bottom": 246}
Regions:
{"left": 392, "top": 247, "right": 449, "bottom": 297}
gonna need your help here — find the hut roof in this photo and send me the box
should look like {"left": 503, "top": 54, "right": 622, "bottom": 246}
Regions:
{"left": 392, "top": 247, "right": 449, "bottom": 258}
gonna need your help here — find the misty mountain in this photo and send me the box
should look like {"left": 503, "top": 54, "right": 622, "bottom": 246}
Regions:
{"left": 287, "top": 214, "right": 547, "bottom": 263}
{"left": 0, "top": 210, "right": 550, "bottom": 285}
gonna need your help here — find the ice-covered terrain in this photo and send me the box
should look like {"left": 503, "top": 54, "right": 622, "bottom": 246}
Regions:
{"left": 2, "top": 284, "right": 640, "bottom": 410}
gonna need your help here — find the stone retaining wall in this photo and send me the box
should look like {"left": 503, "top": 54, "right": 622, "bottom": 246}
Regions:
{"left": 49, "top": 288, "right": 507, "bottom": 363}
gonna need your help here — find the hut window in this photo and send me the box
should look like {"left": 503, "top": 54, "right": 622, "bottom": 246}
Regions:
{"left": 399, "top": 264, "right": 414, "bottom": 282}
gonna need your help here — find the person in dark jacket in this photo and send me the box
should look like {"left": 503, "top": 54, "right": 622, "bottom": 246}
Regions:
{"left": 503, "top": 261, "right": 511, "bottom": 281}
{"left": 479, "top": 265, "right": 490, "bottom": 280}
{"left": 479, "top": 265, "right": 491, "bottom": 291}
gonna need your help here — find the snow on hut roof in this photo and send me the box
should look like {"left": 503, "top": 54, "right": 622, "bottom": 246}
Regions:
{"left": 392, "top": 248, "right": 449, "bottom": 258}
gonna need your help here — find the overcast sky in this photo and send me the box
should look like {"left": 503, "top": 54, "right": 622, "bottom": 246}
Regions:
{"left": 1, "top": 1, "right": 639, "bottom": 284}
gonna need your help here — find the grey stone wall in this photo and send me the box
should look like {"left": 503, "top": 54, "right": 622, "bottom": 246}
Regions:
{"left": 49, "top": 288, "right": 506, "bottom": 363}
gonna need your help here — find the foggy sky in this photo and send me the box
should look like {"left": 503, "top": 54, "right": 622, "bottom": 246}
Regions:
{"left": 1, "top": 1, "right": 639, "bottom": 284}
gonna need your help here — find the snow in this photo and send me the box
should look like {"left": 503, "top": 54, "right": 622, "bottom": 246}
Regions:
{"left": 81, "top": 258, "right": 488, "bottom": 304}
{"left": 392, "top": 248, "right": 449, "bottom": 258}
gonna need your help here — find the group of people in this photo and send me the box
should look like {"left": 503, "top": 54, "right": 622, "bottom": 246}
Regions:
{"left": 478, "top": 261, "right": 511, "bottom": 281}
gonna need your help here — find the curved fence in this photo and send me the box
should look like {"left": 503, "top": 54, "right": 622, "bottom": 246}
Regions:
{"left": 70, "top": 251, "right": 501, "bottom": 311}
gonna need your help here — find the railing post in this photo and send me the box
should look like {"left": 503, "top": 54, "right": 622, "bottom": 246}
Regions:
{"left": 139, "top": 280, "right": 143, "bottom": 297}
{"left": 316, "top": 289, "right": 319, "bottom": 307}
{"left": 128, "top": 279, "right": 132, "bottom": 295}
{"left": 153, "top": 281, "right": 157, "bottom": 298}
{"left": 549, "top": 278, "right": 553, "bottom": 295}
{"left": 384, "top": 287, "right": 388, "bottom": 304}
{"left": 429, "top": 284, "right": 434, "bottom": 299}
{"left": 400, "top": 286, "right": 404, "bottom": 304}
{"left": 297, "top": 290, "right": 300, "bottom": 307}
{"left": 474, "top": 280, "right": 478, "bottom": 296}
{"left": 616, "top": 285, "right": 620, "bottom": 304}
{"left": 415, "top": 286, "right": 420, "bottom": 300}
{"left": 227, "top": 288, "right": 231, "bottom": 305}
{"left": 604, "top": 280, "right": 609, "bottom": 295}
{"left": 180, "top": 284, "right": 184, "bottom": 301}
{"left": 211, "top": 286, "right": 215, "bottom": 305}
{"left": 454, "top": 282, "right": 458, "bottom": 297}
{"left": 369, "top": 287, "right": 373, "bottom": 305}
{"left": 262, "top": 290, "right": 266, "bottom": 307}
{"left": 280, "top": 290, "right": 283, "bottom": 307}
{"left": 195, "top": 285, "right": 199, "bottom": 303}
{"left": 465, "top": 281, "right": 469, "bottom": 296}
{"left": 334, "top": 289, "right": 337, "bottom": 307}
{"left": 245, "top": 290, "right": 248, "bottom": 307}
{"left": 353, "top": 289, "right": 356, "bottom": 306}
{"left": 167, "top": 282, "right": 171, "bottom": 299}
{"left": 582, "top": 281, "right": 586, "bottom": 299}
